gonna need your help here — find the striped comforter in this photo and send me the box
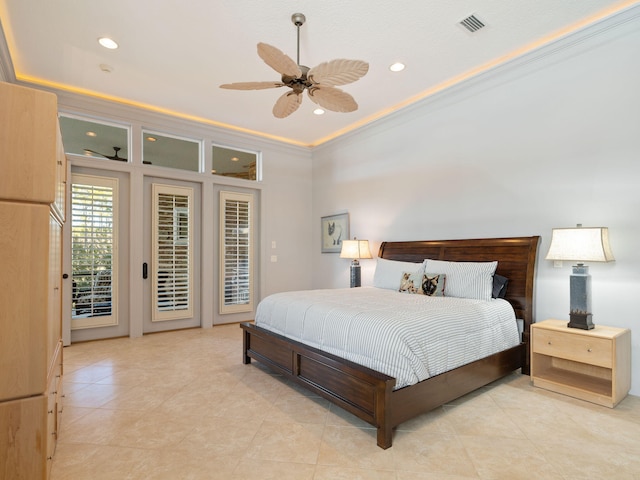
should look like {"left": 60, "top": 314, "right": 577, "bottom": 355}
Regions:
{"left": 254, "top": 287, "right": 520, "bottom": 389}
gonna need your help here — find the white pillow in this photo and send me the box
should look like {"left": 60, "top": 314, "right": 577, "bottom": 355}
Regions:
{"left": 373, "top": 258, "right": 424, "bottom": 290}
{"left": 423, "top": 259, "right": 497, "bottom": 300}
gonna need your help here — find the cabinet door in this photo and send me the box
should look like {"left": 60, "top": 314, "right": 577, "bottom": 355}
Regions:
{"left": 48, "top": 214, "right": 63, "bottom": 364}
{"left": 0, "top": 82, "right": 57, "bottom": 204}
{"left": 0, "top": 202, "right": 49, "bottom": 400}
{"left": 0, "top": 396, "right": 47, "bottom": 480}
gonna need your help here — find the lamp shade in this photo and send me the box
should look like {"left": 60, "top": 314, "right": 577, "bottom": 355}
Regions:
{"left": 545, "top": 226, "right": 614, "bottom": 262}
{"left": 340, "top": 239, "right": 372, "bottom": 260}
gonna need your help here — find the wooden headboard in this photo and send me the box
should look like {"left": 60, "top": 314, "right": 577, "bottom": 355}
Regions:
{"left": 378, "top": 236, "right": 540, "bottom": 342}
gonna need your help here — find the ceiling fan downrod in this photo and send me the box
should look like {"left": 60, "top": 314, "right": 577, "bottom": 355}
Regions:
{"left": 291, "top": 13, "right": 306, "bottom": 66}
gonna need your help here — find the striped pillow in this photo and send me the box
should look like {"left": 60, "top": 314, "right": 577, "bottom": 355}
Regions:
{"left": 373, "top": 258, "right": 424, "bottom": 290}
{"left": 423, "top": 259, "right": 497, "bottom": 300}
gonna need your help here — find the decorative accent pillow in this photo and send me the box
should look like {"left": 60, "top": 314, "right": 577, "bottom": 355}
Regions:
{"left": 423, "top": 259, "right": 497, "bottom": 300}
{"left": 422, "top": 273, "right": 446, "bottom": 297}
{"left": 399, "top": 271, "right": 446, "bottom": 296}
{"left": 492, "top": 274, "right": 509, "bottom": 299}
{"left": 399, "top": 271, "right": 423, "bottom": 294}
{"left": 373, "top": 258, "right": 424, "bottom": 290}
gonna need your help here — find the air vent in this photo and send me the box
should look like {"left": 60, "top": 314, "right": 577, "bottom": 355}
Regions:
{"left": 459, "top": 14, "right": 485, "bottom": 33}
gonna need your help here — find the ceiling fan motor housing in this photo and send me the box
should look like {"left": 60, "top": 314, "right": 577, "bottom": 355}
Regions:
{"left": 282, "top": 65, "right": 311, "bottom": 93}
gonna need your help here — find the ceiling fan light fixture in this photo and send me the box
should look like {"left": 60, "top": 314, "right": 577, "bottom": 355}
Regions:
{"left": 98, "top": 37, "right": 119, "bottom": 49}
{"left": 389, "top": 62, "right": 405, "bottom": 72}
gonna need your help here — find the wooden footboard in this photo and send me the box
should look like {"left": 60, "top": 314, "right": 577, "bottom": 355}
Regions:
{"left": 242, "top": 322, "right": 396, "bottom": 447}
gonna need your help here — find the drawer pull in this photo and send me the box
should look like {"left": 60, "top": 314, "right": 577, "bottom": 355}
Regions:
{"left": 547, "top": 341, "right": 552, "bottom": 345}
{"left": 587, "top": 348, "right": 592, "bottom": 352}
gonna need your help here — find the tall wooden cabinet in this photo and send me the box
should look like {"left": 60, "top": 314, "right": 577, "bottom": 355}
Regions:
{"left": 0, "top": 81, "right": 67, "bottom": 479}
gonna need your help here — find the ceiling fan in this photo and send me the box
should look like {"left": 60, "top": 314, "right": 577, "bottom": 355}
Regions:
{"left": 220, "top": 13, "right": 369, "bottom": 118}
{"left": 84, "top": 146, "right": 127, "bottom": 161}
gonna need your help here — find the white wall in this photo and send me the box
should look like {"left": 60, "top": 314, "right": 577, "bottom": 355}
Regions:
{"left": 311, "top": 8, "right": 640, "bottom": 394}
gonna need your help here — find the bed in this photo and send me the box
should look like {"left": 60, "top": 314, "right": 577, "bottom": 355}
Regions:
{"left": 241, "top": 236, "right": 540, "bottom": 449}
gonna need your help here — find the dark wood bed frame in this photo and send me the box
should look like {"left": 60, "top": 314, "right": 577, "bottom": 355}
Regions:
{"left": 241, "top": 236, "right": 540, "bottom": 448}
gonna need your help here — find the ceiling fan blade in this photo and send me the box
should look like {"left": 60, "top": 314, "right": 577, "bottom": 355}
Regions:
{"left": 272, "top": 91, "right": 302, "bottom": 118}
{"left": 220, "top": 81, "right": 284, "bottom": 90}
{"left": 257, "top": 42, "right": 302, "bottom": 78}
{"left": 308, "top": 86, "right": 358, "bottom": 113}
{"left": 84, "top": 148, "right": 109, "bottom": 158}
{"left": 308, "top": 59, "right": 369, "bottom": 86}
{"left": 84, "top": 147, "right": 127, "bottom": 161}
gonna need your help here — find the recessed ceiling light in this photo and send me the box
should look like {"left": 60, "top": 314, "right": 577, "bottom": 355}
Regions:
{"left": 231, "top": 157, "right": 239, "bottom": 162}
{"left": 86, "top": 131, "right": 97, "bottom": 137}
{"left": 389, "top": 62, "right": 405, "bottom": 72}
{"left": 313, "top": 108, "right": 325, "bottom": 115}
{"left": 98, "top": 37, "right": 119, "bottom": 49}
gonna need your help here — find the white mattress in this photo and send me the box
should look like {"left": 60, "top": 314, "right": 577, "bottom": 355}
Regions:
{"left": 254, "top": 287, "right": 520, "bottom": 389}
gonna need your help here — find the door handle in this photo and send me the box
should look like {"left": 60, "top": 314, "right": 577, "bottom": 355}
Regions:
{"left": 143, "top": 263, "right": 148, "bottom": 279}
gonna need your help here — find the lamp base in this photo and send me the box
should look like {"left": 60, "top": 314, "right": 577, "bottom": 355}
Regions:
{"left": 350, "top": 261, "right": 361, "bottom": 288}
{"left": 568, "top": 312, "right": 594, "bottom": 330}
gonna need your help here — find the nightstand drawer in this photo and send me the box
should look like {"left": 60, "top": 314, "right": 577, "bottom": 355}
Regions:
{"left": 532, "top": 328, "right": 612, "bottom": 368}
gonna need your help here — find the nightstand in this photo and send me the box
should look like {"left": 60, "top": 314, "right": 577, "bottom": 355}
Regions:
{"left": 530, "top": 319, "right": 631, "bottom": 407}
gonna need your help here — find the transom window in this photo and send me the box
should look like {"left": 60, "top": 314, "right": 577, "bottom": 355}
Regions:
{"left": 59, "top": 115, "right": 129, "bottom": 162}
{"left": 212, "top": 145, "right": 260, "bottom": 181}
{"left": 143, "top": 131, "right": 201, "bottom": 172}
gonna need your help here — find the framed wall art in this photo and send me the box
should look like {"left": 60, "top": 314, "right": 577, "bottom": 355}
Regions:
{"left": 321, "top": 213, "right": 349, "bottom": 253}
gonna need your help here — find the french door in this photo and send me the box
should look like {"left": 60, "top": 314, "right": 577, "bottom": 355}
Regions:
{"left": 142, "top": 177, "right": 201, "bottom": 333}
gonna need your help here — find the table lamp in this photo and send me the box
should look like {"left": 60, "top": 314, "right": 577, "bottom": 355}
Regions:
{"left": 340, "top": 238, "right": 372, "bottom": 288}
{"left": 545, "top": 224, "right": 614, "bottom": 329}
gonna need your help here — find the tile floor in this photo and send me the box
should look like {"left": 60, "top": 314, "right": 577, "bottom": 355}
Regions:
{"left": 52, "top": 324, "right": 640, "bottom": 480}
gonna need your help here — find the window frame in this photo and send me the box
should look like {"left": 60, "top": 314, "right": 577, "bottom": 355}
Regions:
{"left": 70, "top": 173, "right": 119, "bottom": 329}
{"left": 152, "top": 183, "right": 195, "bottom": 322}
{"left": 219, "top": 190, "right": 254, "bottom": 314}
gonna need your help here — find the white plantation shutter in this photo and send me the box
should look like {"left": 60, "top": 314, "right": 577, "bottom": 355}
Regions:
{"left": 152, "top": 184, "right": 194, "bottom": 321}
{"left": 71, "top": 174, "right": 118, "bottom": 329}
{"left": 220, "top": 191, "right": 253, "bottom": 313}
